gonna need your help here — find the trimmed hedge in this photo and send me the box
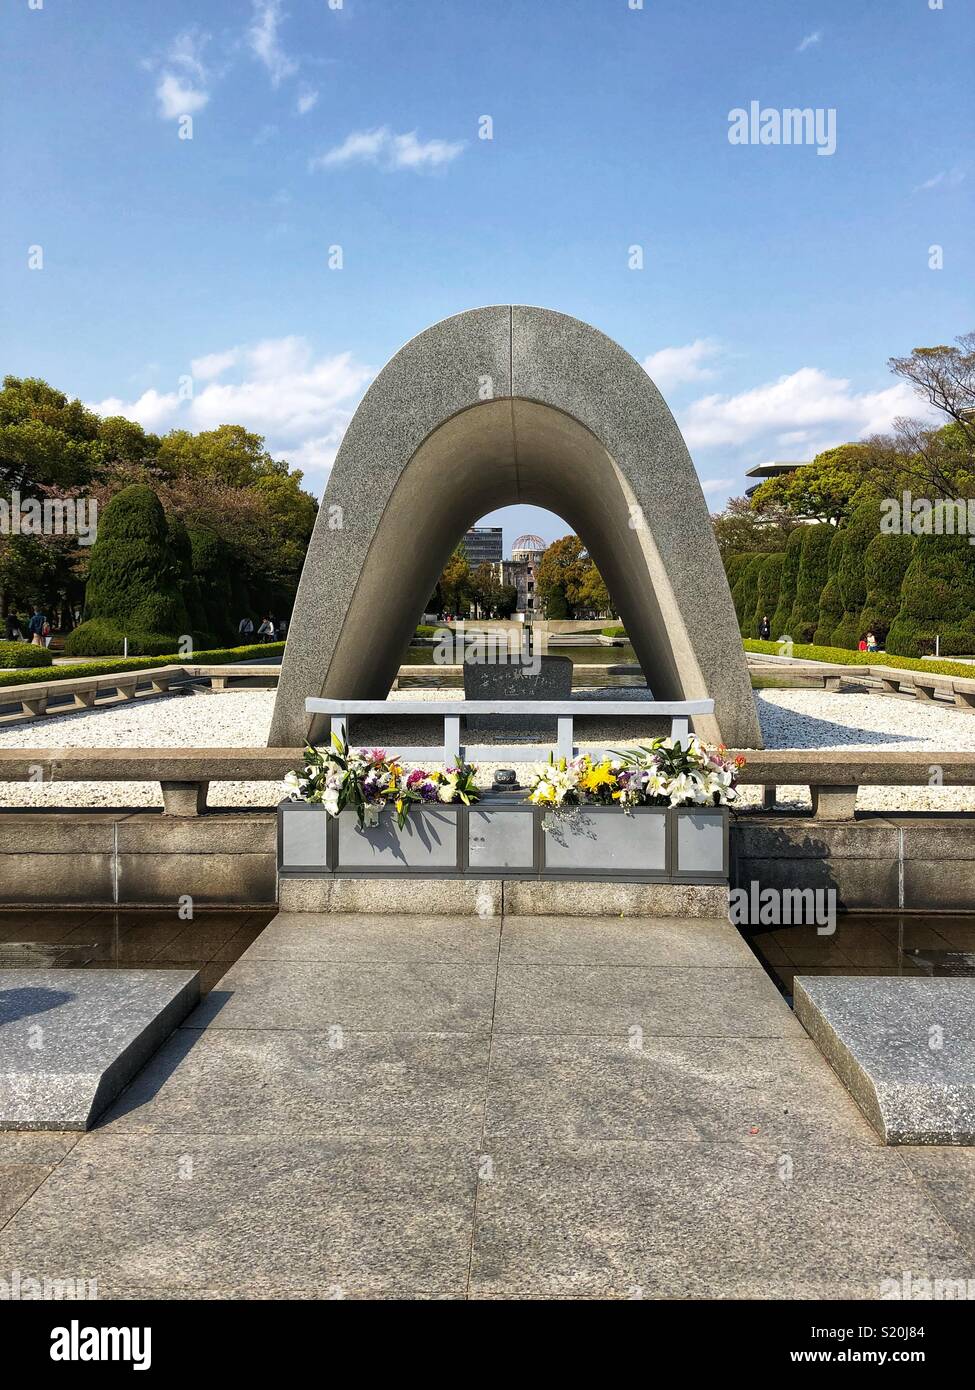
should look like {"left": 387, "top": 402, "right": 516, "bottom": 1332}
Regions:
{"left": 753, "top": 553, "right": 784, "bottom": 636}
{"left": 831, "top": 493, "right": 881, "bottom": 650}
{"left": 813, "top": 527, "right": 845, "bottom": 645}
{"left": 0, "top": 640, "right": 54, "bottom": 669}
{"left": 743, "top": 637, "right": 975, "bottom": 682}
{"left": 64, "top": 621, "right": 182, "bottom": 658}
{"left": 771, "top": 528, "right": 803, "bottom": 639}
{"left": 0, "top": 642, "right": 285, "bottom": 690}
{"left": 858, "top": 533, "right": 913, "bottom": 647}
{"left": 733, "top": 555, "right": 765, "bottom": 631}
{"left": 789, "top": 525, "right": 834, "bottom": 643}
{"left": 723, "top": 554, "right": 749, "bottom": 591}
{"left": 601, "top": 626, "right": 627, "bottom": 638}
{"left": 887, "top": 533, "right": 975, "bottom": 658}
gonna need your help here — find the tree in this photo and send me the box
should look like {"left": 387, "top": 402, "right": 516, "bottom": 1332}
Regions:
{"left": 536, "top": 535, "right": 587, "bottom": 617}
{"left": 471, "top": 562, "right": 502, "bottom": 617}
{"left": 712, "top": 497, "right": 802, "bottom": 560}
{"left": 575, "top": 560, "right": 614, "bottom": 615}
{"left": 750, "top": 445, "right": 881, "bottom": 525}
{"left": 771, "top": 528, "right": 804, "bottom": 639}
{"left": 437, "top": 546, "right": 472, "bottom": 616}
{"left": 155, "top": 424, "right": 288, "bottom": 487}
{"left": 887, "top": 334, "right": 975, "bottom": 448}
{"left": 789, "top": 525, "right": 834, "bottom": 642}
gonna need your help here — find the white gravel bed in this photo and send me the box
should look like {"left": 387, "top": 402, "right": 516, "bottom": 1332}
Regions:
{"left": 0, "top": 684, "right": 973, "bottom": 812}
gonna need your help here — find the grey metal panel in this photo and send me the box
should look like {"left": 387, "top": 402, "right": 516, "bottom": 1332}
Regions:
{"left": 676, "top": 810, "right": 725, "bottom": 874}
{"left": 279, "top": 802, "right": 329, "bottom": 870}
{"left": 336, "top": 807, "right": 459, "bottom": 869}
{"left": 468, "top": 807, "right": 536, "bottom": 870}
{"left": 540, "top": 807, "right": 667, "bottom": 874}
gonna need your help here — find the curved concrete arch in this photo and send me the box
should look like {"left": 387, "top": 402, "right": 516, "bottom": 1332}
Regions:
{"left": 269, "top": 306, "right": 761, "bottom": 748}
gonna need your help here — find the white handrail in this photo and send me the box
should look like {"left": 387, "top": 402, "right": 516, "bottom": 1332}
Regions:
{"left": 305, "top": 696, "right": 714, "bottom": 763}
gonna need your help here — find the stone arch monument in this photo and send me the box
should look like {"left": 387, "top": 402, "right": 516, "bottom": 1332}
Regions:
{"left": 269, "top": 306, "right": 762, "bottom": 749}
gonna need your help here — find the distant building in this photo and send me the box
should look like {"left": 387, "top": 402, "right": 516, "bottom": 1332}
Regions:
{"left": 494, "top": 533, "right": 546, "bottom": 615}
{"left": 744, "top": 461, "right": 809, "bottom": 500}
{"left": 462, "top": 526, "right": 503, "bottom": 567}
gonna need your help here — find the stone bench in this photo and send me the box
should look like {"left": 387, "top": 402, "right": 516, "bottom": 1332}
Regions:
{"left": 734, "top": 749, "right": 975, "bottom": 820}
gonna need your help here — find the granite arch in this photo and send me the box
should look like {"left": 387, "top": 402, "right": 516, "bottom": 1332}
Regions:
{"left": 269, "top": 306, "right": 761, "bottom": 749}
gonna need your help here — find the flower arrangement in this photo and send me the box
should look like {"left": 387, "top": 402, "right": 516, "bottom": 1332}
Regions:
{"left": 284, "top": 735, "right": 480, "bottom": 828}
{"left": 525, "top": 738, "right": 744, "bottom": 815}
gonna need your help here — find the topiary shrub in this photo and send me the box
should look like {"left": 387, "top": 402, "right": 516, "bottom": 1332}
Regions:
{"left": 733, "top": 555, "right": 765, "bottom": 633}
{"left": 752, "top": 553, "right": 784, "bottom": 636}
{"left": 813, "top": 527, "right": 846, "bottom": 644}
{"left": 887, "top": 533, "right": 975, "bottom": 657}
{"left": 789, "top": 525, "right": 834, "bottom": 643}
{"left": 0, "top": 639, "right": 53, "bottom": 668}
{"left": 858, "top": 533, "right": 914, "bottom": 646}
{"left": 83, "top": 483, "right": 189, "bottom": 641}
{"left": 831, "top": 492, "right": 882, "bottom": 649}
{"left": 771, "top": 528, "right": 804, "bottom": 639}
{"left": 63, "top": 620, "right": 179, "bottom": 658}
{"left": 723, "top": 554, "right": 749, "bottom": 592}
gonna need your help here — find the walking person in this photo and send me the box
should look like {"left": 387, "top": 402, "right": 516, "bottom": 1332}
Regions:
{"left": 866, "top": 631, "right": 879, "bottom": 653}
{"left": 276, "top": 615, "right": 288, "bottom": 640}
{"left": 5, "top": 612, "right": 24, "bottom": 642}
{"left": 238, "top": 615, "right": 254, "bottom": 640}
{"left": 759, "top": 614, "right": 771, "bottom": 640}
{"left": 27, "top": 606, "right": 47, "bottom": 648}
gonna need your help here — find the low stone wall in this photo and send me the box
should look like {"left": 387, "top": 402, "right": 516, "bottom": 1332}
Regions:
{"left": 1, "top": 809, "right": 972, "bottom": 911}
{"left": 733, "top": 814, "right": 975, "bottom": 912}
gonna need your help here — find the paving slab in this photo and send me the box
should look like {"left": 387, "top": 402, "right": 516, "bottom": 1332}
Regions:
{"left": 186, "top": 958, "right": 497, "bottom": 1033}
{"left": 484, "top": 1035, "right": 877, "bottom": 1149}
{"left": 493, "top": 963, "right": 803, "bottom": 1038}
{"left": 0, "top": 970, "right": 201, "bottom": 1131}
{"left": 469, "top": 1139, "right": 973, "bottom": 1299}
{"left": 499, "top": 915, "right": 758, "bottom": 968}
{"left": 896, "top": 1147, "right": 975, "bottom": 1263}
{"left": 0, "top": 1132, "right": 78, "bottom": 1227}
{"left": 104, "top": 1028, "right": 491, "bottom": 1139}
{"left": 239, "top": 912, "right": 501, "bottom": 964}
{"left": 794, "top": 976, "right": 975, "bottom": 1144}
{"left": 0, "top": 1133, "right": 477, "bottom": 1298}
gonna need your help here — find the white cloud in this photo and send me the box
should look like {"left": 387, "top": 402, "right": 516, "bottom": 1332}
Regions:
{"left": 700, "top": 477, "right": 735, "bottom": 497}
{"left": 913, "top": 168, "right": 965, "bottom": 193}
{"left": 88, "top": 337, "right": 374, "bottom": 493}
{"left": 797, "top": 31, "right": 822, "bottom": 52}
{"left": 248, "top": 0, "right": 298, "bottom": 87}
{"left": 296, "top": 85, "right": 319, "bottom": 115}
{"left": 642, "top": 339, "right": 722, "bottom": 392}
{"left": 312, "top": 126, "right": 465, "bottom": 172}
{"left": 679, "top": 367, "right": 922, "bottom": 451}
{"left": 190, "top": 349, "right": 241, "bottom": 381}
{"left": 154, "top": 29, "right": 211, "bottom": 120}
{"left": 90, "top": 388, "right": 181, "bottom": 433}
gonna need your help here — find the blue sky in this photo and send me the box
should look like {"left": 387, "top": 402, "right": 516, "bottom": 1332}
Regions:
{"left": 3, "top": 0, "right": 972, "bottom": 552}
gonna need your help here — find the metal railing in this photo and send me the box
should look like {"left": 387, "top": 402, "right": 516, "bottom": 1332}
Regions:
{"left": 305, "top": 696, "right": 714, "bottom": 764}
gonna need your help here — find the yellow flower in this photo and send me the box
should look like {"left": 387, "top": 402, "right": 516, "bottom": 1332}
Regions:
{"left": 581, "top": 761, "right": 615, "bottom": 792}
